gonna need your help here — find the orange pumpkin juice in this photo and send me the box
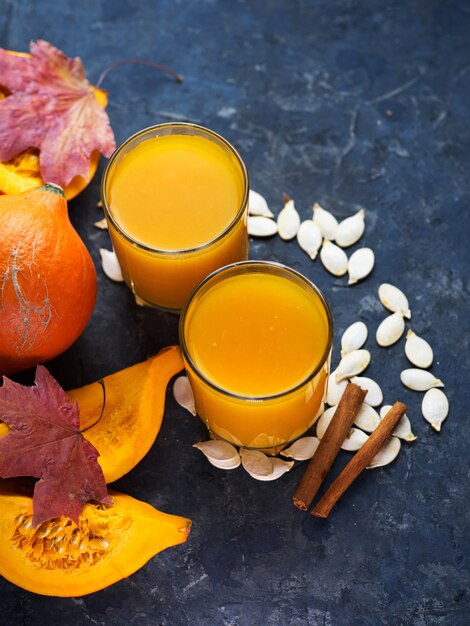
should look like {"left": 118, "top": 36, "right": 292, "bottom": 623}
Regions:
{"left": 180, "top": 262, "right": 333, "bottom": 451}
{"left": 101, "top": 124, "right": 248, "bottom": 311}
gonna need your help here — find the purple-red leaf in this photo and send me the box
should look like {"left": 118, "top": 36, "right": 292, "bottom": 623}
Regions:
{"left": 0, "top": 366, "right": 111, "bottom": 525}
{"left": 0, "top": 40, "right": 115, "bottom": 188}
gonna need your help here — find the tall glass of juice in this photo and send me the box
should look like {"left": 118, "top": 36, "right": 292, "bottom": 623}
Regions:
{"left": 101, "top": 123, "right": 249, "bottom": 312}
{"left": 179, "top": 261, "right": 333, "bottom": 453}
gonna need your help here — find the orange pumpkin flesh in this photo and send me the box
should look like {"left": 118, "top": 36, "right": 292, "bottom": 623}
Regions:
{"left": 0, "top": 486, "right": 191, "bottom": 597}
{"left": 67, "top": 346, "right": 185, "bottom": 483}
{"left": 0, "top": 50, "right": 108, "bottom": 200}
{"left": 0, "top": 348, "right": 185, "bottom": 482}
{"left": 0, "top": 184, "right": 97, "bottom": 376}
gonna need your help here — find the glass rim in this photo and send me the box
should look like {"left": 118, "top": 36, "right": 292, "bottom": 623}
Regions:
{"left": 179, "top": 260, "right": 334, "bottom": 401}
{"left": 100, "top": 122, "right": 249, "bottom": 256}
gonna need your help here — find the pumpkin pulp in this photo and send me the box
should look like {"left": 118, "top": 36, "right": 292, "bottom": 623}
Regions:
{"left": 0, "top": 488, "right": 191, "bottom": 597}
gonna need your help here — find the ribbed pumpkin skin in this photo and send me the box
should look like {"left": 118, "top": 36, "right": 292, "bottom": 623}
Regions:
{"left": 0, "top": 488, "right": 191, "bottom": 597}
{"left": 0, "top": 184, "right": 97, "bottom": 375}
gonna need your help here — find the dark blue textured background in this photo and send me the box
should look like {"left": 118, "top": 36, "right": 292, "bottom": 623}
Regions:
{"left": 0, "top": 1, "right": 469, "bottom": 624}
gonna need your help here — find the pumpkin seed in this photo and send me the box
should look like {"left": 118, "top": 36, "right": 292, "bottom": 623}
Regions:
{"left": 348, "top": 247, "right": 375, "bottom": 285}
{"left": 211, "top": 427, "right": 243, "bottom": 448}
{"left": 320, "top": 240, "right": 348, "bottom": 276}
{"left": 239, "top": 448, "right": 272, "bottom": 476}
{"left": 280, "top": 436, "right": 320, "bottom": 461}
{"left": 71, "top": 529, "right": 80, "bottom": 547}
{"left": 380, "top": 405, "right": 417, "bottom": 442}
{"left": 422, "top": 388, "right": 449, "bottom": 432}
{"left": 254, "top": 458, "right": 295, "bottom": 481}
{"left": 173, "top": 376, "right": 196, "bottom": 415}
{"left": 248, "top": 215, "right": 278, "bottom": 237}
{"left": 326, "top": 372, "right": 348, "bottom": 406}
{"left": 47, "top": 522, "right": 64, "bottom": 538}
{"left": 36, "top": 524, "right": 51, "bottom": 539}
{"left": 248, "top": 189, "right": 274, "bottom": 218}
{"left": 354, "top": 403, "right": 381, "bottom": 432}
{"left": 335, "top": 209, "right": 365, "bottom": 248}
{"left": 240, "top": 448, "right": 293, "bottom": 480}
{"left": 246, "top": 433, "right": 277, "bottom": 449}
{"left": 193, "top": 440, "right": 241, "bottom": 470}
{"left": 316, "top": 405, "right": 337, "bottom": 439}
{"left": 400, "top": 369, "right": 444, "bottom": 391}
{"left": 341, "top": 427, "right": 369, "bottom": 451}
{"left": 94, "top": 218, "right": 108, "bottom": 230}
{"left": 367, "top": 436, "right": 401, "bottom": 469}
{"left": 316, "top": 407, "right": 368, "bottom": 450}
{"left": 378, "top": 283, "right": 411, "bottom": 319}
{"left": 312, "top": 203, "right": 338, "bottom": 240}
{"left": 335, "top": 349, "right": 371, "bottom": 382}
{"left": 376, "top": 312, "right": 405, "bottom": 347}
{"left": 297, "top": 220, "right": 322, "bottom": 260}
{"left": 88, "top": 538, "right": 110, "bottom": 551}
{"left": 99, "top": 248, "right": 124, "bottom": 282}
{"left": 393, "top": 415, "right": 417, "bottom": 442}
{"left": 341, "top": 321, "right": 368, "bottom": 357}
{"left": 350, "top": 376, "right": 383, "bottom": 407}
{"left": 277, "top": 198, "right": 300, "bottom": 240}
{"left": 405, "top": 329, "right": 433, "bottom": 368}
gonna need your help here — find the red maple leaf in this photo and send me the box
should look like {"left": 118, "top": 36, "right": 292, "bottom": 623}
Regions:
{"left": 0, "top": 40, "right": 115, "bottom": 188}
{"left": 0, "top": 366, "right": 112, "bottom": 526}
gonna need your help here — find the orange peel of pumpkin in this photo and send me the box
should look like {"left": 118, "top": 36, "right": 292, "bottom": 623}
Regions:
{"left": 67, "top": 345, "right": 185, "bottom": 483}
{"left": 0, "top": 347, "right": 185, "bottom": 483}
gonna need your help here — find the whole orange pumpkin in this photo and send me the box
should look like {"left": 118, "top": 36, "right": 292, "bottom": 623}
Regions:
{"left": 0, "top": 184, "right": 97, "bottom": 375}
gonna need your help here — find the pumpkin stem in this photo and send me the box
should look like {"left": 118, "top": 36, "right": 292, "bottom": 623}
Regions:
{"left": 95, "top": 60, "right": 183, "bottom": 88}
{"left": 80, "top": 380, "right": 106, "bottom": 434}
{"left": 42, "top": 183, "right": 64, "bottom": 196}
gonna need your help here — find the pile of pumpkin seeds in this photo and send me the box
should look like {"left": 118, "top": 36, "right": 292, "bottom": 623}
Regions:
{"left": 248, "top": 190, "right": 374, "bottom": 285}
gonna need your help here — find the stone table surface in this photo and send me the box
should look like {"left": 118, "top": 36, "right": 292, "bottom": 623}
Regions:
{"left": 0, "top": 1, "right": 469, "bottom": 625}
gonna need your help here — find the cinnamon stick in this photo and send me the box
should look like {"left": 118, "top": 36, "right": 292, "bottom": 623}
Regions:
{"left": 312, "top": 401, "right": 407, "bottom": 519}
{"left": 293, "top": 382, "right": 367, "bottom": 511}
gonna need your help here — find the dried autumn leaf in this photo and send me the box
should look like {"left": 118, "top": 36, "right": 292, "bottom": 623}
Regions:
{"left": 0, "top": 366, "right": 111, "bottom": 526}
{"left": 0, "top": 40, "right": 115, "bottom": 188}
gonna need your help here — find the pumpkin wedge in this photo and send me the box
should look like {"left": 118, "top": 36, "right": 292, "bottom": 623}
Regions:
{"left": 0, "top": 347, "right": 185, "bottom": 483}
{"left": 67, "top": 346, "right": 185, "bottom": 483}
{"left": 0, "top": 49, "right": 109, "bottom": 200}
{"left": 0, "top": 485, "right": 191, "bottom": 596}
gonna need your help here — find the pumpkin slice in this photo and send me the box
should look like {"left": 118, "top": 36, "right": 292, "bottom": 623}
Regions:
{"left": 0, "top": 51, "right": 108, "bottom": 200}
{"left": 67, "top": 346, "right": 185, "bottom": 484}
{"left": 0, "top": 141, "right": 102, "bottom": 200}
{"left": 0, "top": 347, "right": 185, "bottom": 482}
{"left": 0, "top": 485, "right": 191, "bottom": 597}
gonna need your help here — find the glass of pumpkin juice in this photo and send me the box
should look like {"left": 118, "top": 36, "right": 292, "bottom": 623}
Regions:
{"left": 179, "top": 261, "right": 333, "bottom": 453}
{"left": 101, "top": 123, "right": 248, "bottom": 311}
